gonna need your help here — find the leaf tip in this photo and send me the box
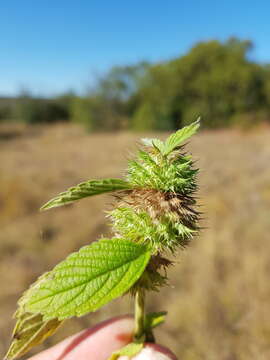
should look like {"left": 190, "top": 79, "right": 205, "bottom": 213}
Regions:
{"left": 39, "top": 204, "right": 48, "bottom": 212}
{"left": 194, "top": 116, "right": 201, "bottom": 128}
{"left": 40, "top": 200, "right": 55, "bottom": 211}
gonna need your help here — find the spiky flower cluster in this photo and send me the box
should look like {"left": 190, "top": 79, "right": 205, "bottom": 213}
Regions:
{"left": 110, "top": 123, "right": 201, "bottom": 290}
{"left": 111, "top": 147, "right": 199, "bottom": 252}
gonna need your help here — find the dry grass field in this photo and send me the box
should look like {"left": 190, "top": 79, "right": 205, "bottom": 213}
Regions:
{"left": 0, "top": 123, "right": 270, "bottom": 360}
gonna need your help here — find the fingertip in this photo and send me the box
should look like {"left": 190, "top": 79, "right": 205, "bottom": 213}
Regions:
{"left": 119, "top": 343, "right": 178, "bottom": 360}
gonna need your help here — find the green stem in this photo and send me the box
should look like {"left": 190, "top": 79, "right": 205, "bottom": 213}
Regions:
{"left": 134, "top": 289, "right": 145, "bottom": 341}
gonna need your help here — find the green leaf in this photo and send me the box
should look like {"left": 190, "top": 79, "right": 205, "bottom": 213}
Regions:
{"left": 141, "top": 137, "right": 165, "bottom": 153}
{"left": 144, "top": 311, "right": 167, "bottom": 330}
{"left": 41, "top": 178, "right": 131, "bottom": 211}
{"left": 4, "top": 312, "right": 62, "bottom": 360}
{"left": 22, "top": 239, "right": 151, "bottom": 320}
{"left": 162, "top": 118, "right": 200, "bottom": 156}
{"left": 109, "top": 342, "right": 143, "bottom": 360}
{"left": 152, "top": 139, "right": 165, "bottom": 153}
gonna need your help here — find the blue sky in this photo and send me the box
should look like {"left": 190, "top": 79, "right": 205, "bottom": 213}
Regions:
{"left": 1, "top": 0, "right": 270, "bottom": 96}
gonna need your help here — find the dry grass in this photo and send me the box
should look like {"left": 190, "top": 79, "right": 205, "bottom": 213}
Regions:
{"left": 1, "top": 124, "right": 270, "bottom": 359}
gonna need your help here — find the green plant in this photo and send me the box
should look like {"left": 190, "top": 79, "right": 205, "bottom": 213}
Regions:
{"left": 5, "top": 120, "right": 201, "bottom": 360}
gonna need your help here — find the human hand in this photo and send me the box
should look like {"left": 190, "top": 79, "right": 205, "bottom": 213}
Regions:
{"left": 28, "top": 315, "right": 177, "bottom": 360}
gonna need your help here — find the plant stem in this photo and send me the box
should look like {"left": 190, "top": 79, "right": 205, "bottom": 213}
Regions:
{"left": 134, "top": 289, "right": 145, "bottom": 341}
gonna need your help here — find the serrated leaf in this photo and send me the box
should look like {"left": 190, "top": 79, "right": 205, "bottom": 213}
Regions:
{"left": 23, "top": 239, "right": 151, "bottom": 320}
{"left": 152, "top": 139, "right": 165, "bottom": 153}
{"left": 162, "top": 118, "right": 200, "bottom": 156}
{"left": 4, "top": 312, "right": 62, "bottom": 360}
{"left": 109, "top": 342, "right": 143, "bottom": 360}
{"left": 141, "top": 138, "right": 165, "bottom": 153}
{"left": 144, "top": 311, "right": 167, "bottom": 330}
{"left": 41, "top": 178, "right": 131, "bottom": 210}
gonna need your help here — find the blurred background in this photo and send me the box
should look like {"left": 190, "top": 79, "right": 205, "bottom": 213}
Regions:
{"left": 1, "top": 1, "right": 270, "bottom": 359}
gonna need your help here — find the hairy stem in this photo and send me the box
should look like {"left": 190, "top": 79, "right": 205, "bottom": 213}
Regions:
{"left": 134, "top": 289, "right": 145, "bottom": 341}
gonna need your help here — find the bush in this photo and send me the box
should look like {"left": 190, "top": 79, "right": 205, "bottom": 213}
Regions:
{"left": 15, "top": 97, "right": 70, "bottom": 124}
{"left": 0, "top": 106, "right": 11, "bottom": 122}
{"left": 70, "top": 97, "right": 97, "bottom": 131}
{"left": 70, "top": 96, "right": 125, "bottom": 132}
{"left": 231, "top": 110, "right": 270, "bottom": 130}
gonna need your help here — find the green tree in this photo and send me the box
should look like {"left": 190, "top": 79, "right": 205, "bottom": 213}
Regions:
{"left": 133, "top": 38, "right": 268, "bottom": 129}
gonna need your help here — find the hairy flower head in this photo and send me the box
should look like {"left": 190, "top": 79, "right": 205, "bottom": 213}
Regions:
{"left": 110, "top": 120, "right": 201, "bottom": 255}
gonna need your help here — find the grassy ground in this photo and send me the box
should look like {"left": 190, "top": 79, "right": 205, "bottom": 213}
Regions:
{"left": 1, "top": 124, "right": 270, "bottom": 359}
